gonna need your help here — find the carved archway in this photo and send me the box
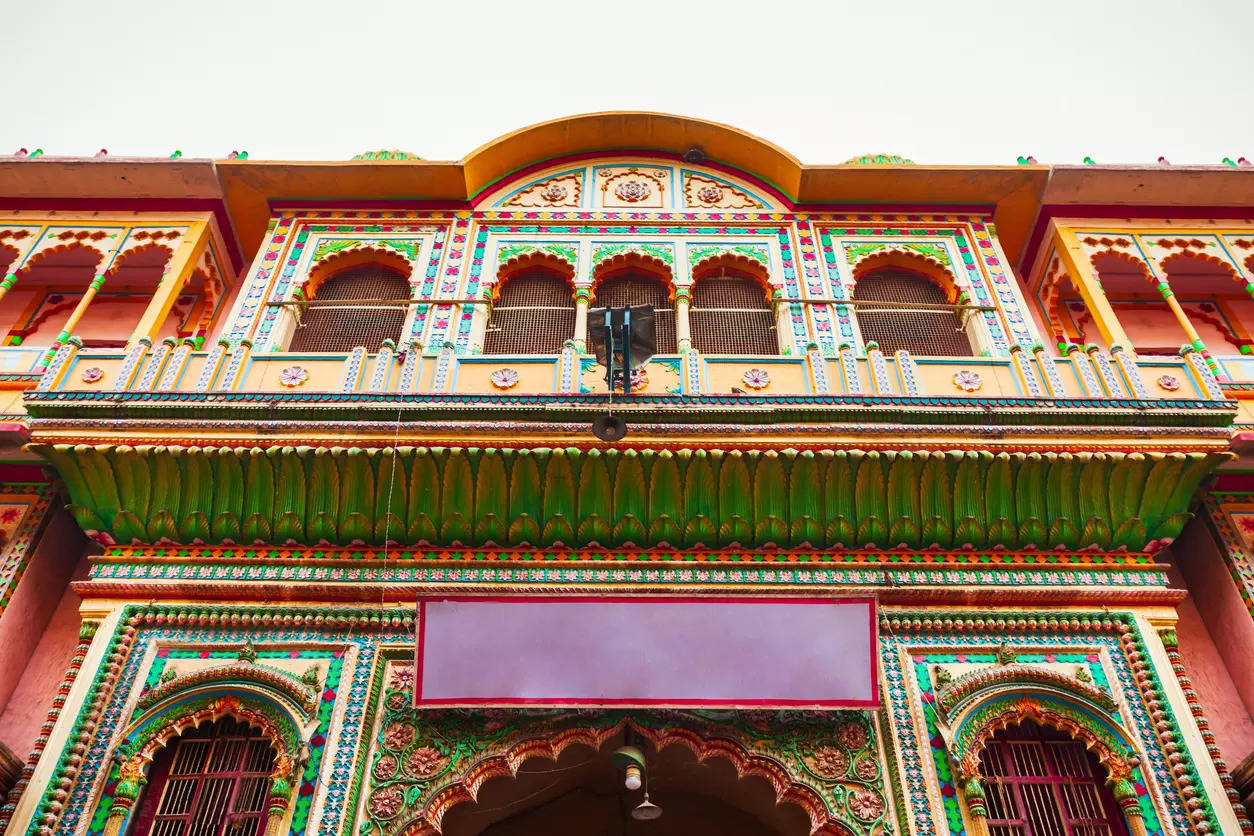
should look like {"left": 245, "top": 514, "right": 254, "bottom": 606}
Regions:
{"left": 590, "top": 251, "right": 674, "bottom": 296}
{"left": 1160, "top": 250, "right": 1245, "bottom": 288}
{"left": 104, "top": 243, "right": 173, "bottom": 281}
{"left": 935, "top": 663, "right": 1149, "bottom": 836}
{"left": 303, "top": 246, "right": 414, "bottom": 300}
{"left": 100, "top": 664, "right": 313, "bottom": 836}
{"left": 364, "top": 705, "right": 887, "bottom": 836}
{"left": 850, "top": 249, "right": 962, "bottom": 304}
{"left": 691, "top": 251, "right": 774, "bottom": 298}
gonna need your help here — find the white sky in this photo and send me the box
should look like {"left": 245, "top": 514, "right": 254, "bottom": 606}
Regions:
{"left": 3, "top": 0, "right": 1252, "bottom": 166}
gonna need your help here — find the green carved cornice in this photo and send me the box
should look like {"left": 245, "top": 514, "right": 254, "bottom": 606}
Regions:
{"left": 689, "top": 243, "right": 769, "bottom": 268}
{"left": 311, "top": 239, "right": 421, "bottom": 264}
{"left": 33, "top": 443, "right": 1225, "bottom": 551}
{"left": 591, "top": 242, "right": 675, "bottom": 267}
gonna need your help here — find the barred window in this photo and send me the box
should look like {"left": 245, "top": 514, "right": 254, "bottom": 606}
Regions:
{"left": 482, "top": 271, "right": 574, "bottom": 354}
{"left": 593, "top": 273, "right": 677, "bottom": 354}
{"left": 288, "top": 264, "right": 410, "bottom": 352}
{"left": 853, "top": 269, "right": 973, "bottom": 356}
{"left": 980, "top": 720, "right": 1129, "bottom": 836}
{"left": 690, "top": 274, "right": 776, "bottom": 354}
{"left": 130, "top": 717, "right": 276, "bottom": 836}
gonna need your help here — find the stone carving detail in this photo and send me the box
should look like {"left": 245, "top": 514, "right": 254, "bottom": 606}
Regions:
{"left": 684, "top": 173, "right": 763, "bottom": 209}
{"left": 504, "top": 174, "right": 581, "bottom": 208}
{"left": 599, "top": 167, "right": 667, "bottom": 208}
{"left": 614, "top": 180, "right": 652, "bottom": 202}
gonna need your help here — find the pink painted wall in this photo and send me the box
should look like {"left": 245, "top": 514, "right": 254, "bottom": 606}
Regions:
{"left": 0, "top": 556, "right": 88, "bottom": 761}
{"left": 1169, "top": 519, "right": 1254, "bottom": 763}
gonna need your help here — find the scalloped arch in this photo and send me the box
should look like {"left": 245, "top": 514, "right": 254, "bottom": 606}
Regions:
{"left": 691, "top": 252, "right": 776, "bottom": 301}
{"left": 590, "top": 251, "right": 675, "bottom": 297}
{"left": 851, "top": 248, "right": 962, "bottom": 304}
{"left": 14, "top": 241, "right": 105, "bottom": 279}
{"left": 1091, "top": 249, "right": 1154, "bottom": 284}
{"left": 1160, "top": 249, "right": 1245, "bottom": 285}
{"left": 0, "top": 243, "right": 19, "bottom": 274}
{"left": 303, "top": 245, "right": 414, "bottom": 300}
{"left": 398, "top": 718, "right": 857, "bottom": 836}
{"left": 135, "top": 662, "right": 318, "bottom": 716}
{"left": 105, "top": 242, "right": 174, "bottom": 280}
{"left": 496, "top": 249, "right": 576, "bottom": 282}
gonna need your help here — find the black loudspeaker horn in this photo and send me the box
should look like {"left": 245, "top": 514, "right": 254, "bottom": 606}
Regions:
{"left": 592, "top": 414, "right": 628, "bottom": 442}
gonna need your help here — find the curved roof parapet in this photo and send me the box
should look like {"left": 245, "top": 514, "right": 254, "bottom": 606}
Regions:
{"left": 462, "top": 111, "right": 803, "bottom": 201}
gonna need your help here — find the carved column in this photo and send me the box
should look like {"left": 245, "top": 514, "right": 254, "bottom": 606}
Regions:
{"left": 673, "top": 287, "right": 692, "bottom": 352}
{"left": 1053, "top": 227, "right": 1133, "bottom": 350}
{"left": 573, "top": 287, "right": 591, "bottom": 352}
{"left": 1109, "top": 773, "right": 1149, "bottom": 836}
{"left": 102, "top": 759, "right": 145, "bottom": 836}
{"left": 127, "top": 221, "right": 209, "bottom": 350}
{"left": 959, "top": 774, "right": 991, "bottom": 836}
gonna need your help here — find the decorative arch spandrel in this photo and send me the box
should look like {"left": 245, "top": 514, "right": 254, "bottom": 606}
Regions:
{"left": 360, "top": 663, "right": 891, "bottom": 836}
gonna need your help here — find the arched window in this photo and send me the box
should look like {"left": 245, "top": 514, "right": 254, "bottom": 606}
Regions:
{"left": 593, "top": 273, "right": 677, "bottom": 354}
{"left": 288, "top": 264, "right": 410, "bottom": 352}
{"left": 130, "top": 717, "right": 277, "bottom": 836}
{"left": 853, "top": 268, "right": 973, "bottom": 356}
{"left": 483, "top": 271, "right": 575, "bottom": 354}
{"left": 690, "top": 273, "right": 776, "bottom": 354}
{"left": 979, "top": 720, "right": 1129, "bottom": 836}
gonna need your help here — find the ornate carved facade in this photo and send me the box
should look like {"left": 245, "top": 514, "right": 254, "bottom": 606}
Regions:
{"left": 0, "top": 113, "right": 1252, "bottom": 835}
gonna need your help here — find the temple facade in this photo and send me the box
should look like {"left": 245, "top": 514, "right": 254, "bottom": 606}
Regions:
{"left": 0, "top": 113, "right": 1251, "bottom": 835}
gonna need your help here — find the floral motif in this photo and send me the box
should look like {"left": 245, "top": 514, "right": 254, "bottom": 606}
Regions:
{"left": 952, "top": 369, "right": 983, "bottom": 392}
{"left": 490, "top": 368, "right": 520, "bottom": 390}
{"left": 80, "top": 366, "right": 103, "bottom": 383}
{"left": 279, "top": 365, "right": 308, "bottom": 388}
{"left": 388, "top": 665, "right": 414, "bottom": 692}
{"left": 854, "top": 756, "right": 879, "bottom": 781}
{"left": 611, "top": 368, "right": 648, "bottom": 392}
{"left": 368, "top": 786, "right": 404, "bottom": 819}
{"left": 810, "top": 746, "right": 849, "bottom": 778}
{"left": 848, "top": 788, "right": 885, "bottom": 820}
{"left": 1157, "top": 374, "right": 1181, "bottom": 391}
{"left": 383, "top": 722, "right": 415, "bottom": 750}
{"left": 741, "top": 368, "right": 771, "bottom": 390}
{"left": 696, "top": 184, "right": 723, "bottom": 204}
{"left": 614, "top": 180, "right": 651, "bottom": 202}
{"left": 374, "top": 754, "right": 398, "bottom": 781}
{"left": 837, "top": 720, "right": 868, "bottom": 751}
{"left": 406, "top": 745, "right": 446, "bottom": 778}
{"left": 540, "top": 182, "right": 568, "bottom": 203}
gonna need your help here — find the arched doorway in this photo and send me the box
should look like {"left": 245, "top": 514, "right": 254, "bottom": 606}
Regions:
{"left": 978, "top": 720, "right": 1130, "bottom": 836}
{"left": 435, "top": 735, "right": 817, "bottom": 836}
{"left": 128, "top": 717, "right": 278, "bottom": 836}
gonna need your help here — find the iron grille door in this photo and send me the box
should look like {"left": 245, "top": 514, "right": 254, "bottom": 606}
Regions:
{"left": 980, "top": 721, "right": 1128, "bottom": 836}
{"left": 689, "top": 275, "right": 777, "bottom": 354}
{"left": 853, "top": 269, "right": 974, "bottom": 356}
{"left": 137, "top": 717, "right": 276, "bottom": 836}
{"left": 594, "top": 274, "right": 676, "bottom": 354}
{"left": 483, "top": 272, "right": 575, "bottom": 354}
{"left": 288, "top": 265, "right": 410, "bottom": 352}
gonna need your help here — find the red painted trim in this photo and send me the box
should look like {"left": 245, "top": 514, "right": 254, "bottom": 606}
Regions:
{"left": 1021, "top": 203, "right": 1254, "bottom": 274}
{"left": 412, "top": 594, "right": 878, "bottom": 709}
{"left": 271, "top": 199, "right": 472, "bottom": 212}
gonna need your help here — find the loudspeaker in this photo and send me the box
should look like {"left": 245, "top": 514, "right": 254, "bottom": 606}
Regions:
{"left": 592, "top": 414, "right": 628, "bottom": 442}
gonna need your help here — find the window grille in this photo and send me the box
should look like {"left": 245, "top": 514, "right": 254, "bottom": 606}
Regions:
{"left": 690, "top": 274, "right": 776, "bottom": 354}
{"left": 593, "top": 273, "right": 676, "bottom": 354}
{"left": 288, "top": 265, "right": 410, "bottom": 352}
{"left": 134, "top": 717, "right": 276, "bottom": 836}
{"left": 482, "top": 272, "right": 575, "bottom": 354}
{"left": 980, "top": 721, "right": 1128, "bottom": 836}
{"left": 853, "top": 269, "right": 974, "bottom": 356}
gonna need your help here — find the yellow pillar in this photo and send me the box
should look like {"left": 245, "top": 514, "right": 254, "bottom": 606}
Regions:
{"left": 126, "top": 221, "right": 210, "bottom": 350}
{"left": 573, "top": 287, "right": 591, "bottom": 351}
{"left": 1054, "top": 227, "right": 1132, "bottom": 350}
{"left": 674, "top": 288, "right": 692, "bottom": 352}
{"left": 38, "top": 234, "right": 128, "bottom": 369}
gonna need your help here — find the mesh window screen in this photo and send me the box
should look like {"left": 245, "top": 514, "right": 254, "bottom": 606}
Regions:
{"left": 288, "top": 265, "right": 410, "bottom": 352}
{"left": 853, "top": 269, "right": 974, "bottom": 356}
{"left": 978, "top": 721, "right": 1126, "bottom": 836}
{"left": 690, "top": 275, "right": 777, "bottom": 354}
{"left": 593, "top": 273, "right": 677, "bottom": 353}
{"left": 483, "top": 272, "right": 575, "bottom": 354}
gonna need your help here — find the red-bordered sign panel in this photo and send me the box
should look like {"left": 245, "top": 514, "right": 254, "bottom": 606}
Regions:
{"left": 415, "top": 595, "right": 878, "bottom": 709}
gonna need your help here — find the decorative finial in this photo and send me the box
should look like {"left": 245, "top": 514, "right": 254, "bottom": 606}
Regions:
{"left": 1082, "top": 156, "right": 1096, "bottom": 165}
{"left": 1239, "top": 157, "right": 1252, "bottom": 167}
{"left": 96, "top": 149, "right": 108, "bottom": 157}
{"left": 1222, "top": 157, "right": 1237, "bottom": 167}
{"left": 228, "top": 150, "right": 249, "bottom": 159}
{"left": 170, "top": 150, "right": 183, "bottom": 158}
{"left": 1016, "top": 155, "right": 1038, "bottom": 165}
{"left": 14, "top": 148, "right": 27, "bottom": 157}
{"left": 1157, "top": 156, "right": 1170, "bottom": 165}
